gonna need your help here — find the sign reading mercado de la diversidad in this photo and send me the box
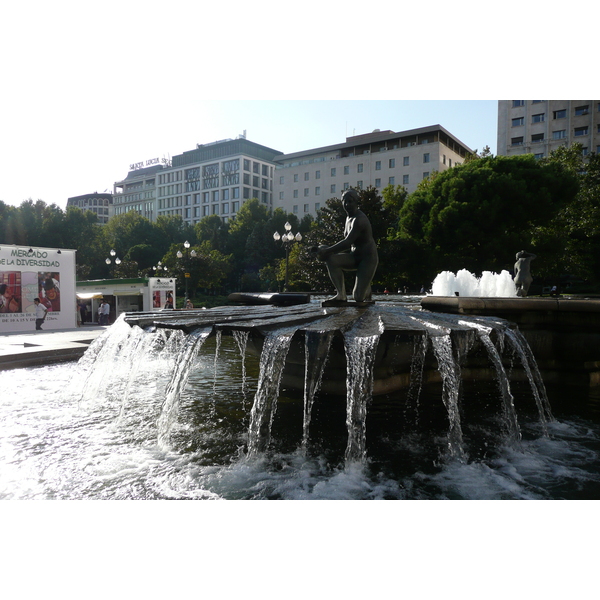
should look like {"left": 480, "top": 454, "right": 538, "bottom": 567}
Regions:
{"left": 0, "top": 245, "right": 77, "bottom": 333}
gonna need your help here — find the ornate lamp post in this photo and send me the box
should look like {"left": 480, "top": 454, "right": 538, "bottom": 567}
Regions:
{"left": 176, "top": 241, "right": 197, "bottom": 300}
{"left": 105, "top": 249, "right": 121, "bottom": 278}
{"left": 273, "top": 222, "right": 302, "bottom": 291}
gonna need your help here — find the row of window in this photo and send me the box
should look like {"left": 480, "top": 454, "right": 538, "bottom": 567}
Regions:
{"left": 511, "top": 126, "right": 596, "bottom": 145}
{"left": 158, "top": 160, "right": 273, "bottom": 185}
{"left": 282, "top": 173, "right": 432, "bottom": 199}
{"left": 512, "top": 106, "right": 598, "bottom": 127}
{"left": 280, "top": 154, "right": 439, "bottom": 184}
{"left": 512, "top": 101, "right": 600, "bottom": 112}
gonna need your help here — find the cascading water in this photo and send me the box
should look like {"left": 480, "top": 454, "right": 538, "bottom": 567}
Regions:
{"left": 246, "top": 326, "right": 298, "bottom": 456}
{"left": 2, "top": 306, "right": 600, "bottom": 500}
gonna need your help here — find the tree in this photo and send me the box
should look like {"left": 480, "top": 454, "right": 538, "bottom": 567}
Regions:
{"left": 533, "top": 145, "right": 600, "bottom": 283}
{"left": 395, "top": 154, "right": 580, "bottom": 280}
{"left": 195, "top": 214, "right": 229, "bottom": 253}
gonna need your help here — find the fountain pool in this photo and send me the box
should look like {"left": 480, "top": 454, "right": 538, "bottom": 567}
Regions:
{"left": 1, "top": 303, "right": 599, "bottom": 500}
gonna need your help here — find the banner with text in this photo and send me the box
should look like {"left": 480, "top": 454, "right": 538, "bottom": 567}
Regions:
{"left": 0, "top": 246, "right": 76, "bottom": 333}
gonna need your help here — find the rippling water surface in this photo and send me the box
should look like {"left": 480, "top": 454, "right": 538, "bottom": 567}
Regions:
{"left": 1, "top": 317, "right": 600, "bottom": 500}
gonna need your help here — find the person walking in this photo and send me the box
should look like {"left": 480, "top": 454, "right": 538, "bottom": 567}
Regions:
{"left": 34, "top": 298, "right": 48, "bottom": 330}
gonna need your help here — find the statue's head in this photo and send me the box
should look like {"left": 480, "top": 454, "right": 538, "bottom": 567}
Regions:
{"left": 341, "top": 189, "right": 360, "bottom": 215}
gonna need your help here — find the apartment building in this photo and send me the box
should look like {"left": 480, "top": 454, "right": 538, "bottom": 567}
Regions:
{"left": 66, "top": 192, "right": 113, "bottom": 224}
{"left": 497, "top": 100, "right": 600, "bottom": 158}
{"left": 156, "top": 137, "right": 282, "bottom": 225}
{"left": 273, "top": 125, "right": 472, "bottom": 218}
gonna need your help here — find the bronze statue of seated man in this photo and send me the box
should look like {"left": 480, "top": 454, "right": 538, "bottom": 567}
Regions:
{"left": 314, "top": 189, "right": 379, "bottom": 304}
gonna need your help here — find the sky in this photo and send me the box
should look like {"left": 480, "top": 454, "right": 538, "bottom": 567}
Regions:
{"left": 1, "top": 2, "right": 592, "bottom": 211}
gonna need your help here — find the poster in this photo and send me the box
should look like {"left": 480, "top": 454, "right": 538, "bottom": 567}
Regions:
{"left": 148, "top": 277, "right": 176, "bottom": 311}
{"left": 0, "top": 246, "right": 76, "bottom": 332}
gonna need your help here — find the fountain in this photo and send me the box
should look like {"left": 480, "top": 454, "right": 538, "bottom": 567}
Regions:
{"left": 430, "top": 269, "right": 517, "bottom": 297}
{"left": 114, "top": 300, "right": 554, "bottom": 464}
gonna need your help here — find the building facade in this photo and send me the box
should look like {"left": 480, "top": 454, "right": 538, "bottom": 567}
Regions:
{"left": 113, "top": 163, "right": 165, "bottom": 222}
{"left": 154, "top": 137, "right": 282, "bottom": 225}
{"left": 497, "top": 100, "right": 600, "bottom": 158}
{"left": 273, "top": 125, "right": 472, "bottom": 217}
{"left": 66, "top": 192, "right": 113, "bottom": 224}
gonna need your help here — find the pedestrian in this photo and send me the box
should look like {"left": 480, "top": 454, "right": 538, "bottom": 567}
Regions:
{"left": 98, "top": 302, "right": 105, "bottom": 325}
{"left": 185, "top": 298, "right": 193, "bottom": 309}
{"left": 34, "top": 298, "right": 48, "bottom": 330}
{"left": 102, "top": 301, "right": 110, "bottom": 325}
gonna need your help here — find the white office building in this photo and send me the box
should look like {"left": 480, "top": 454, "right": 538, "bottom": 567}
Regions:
{"left": 497, "top": 100, "right": 600, "bottom": 159}
{"left": 273, "top": 125, "right": 473, "bottom": 217}
{"left": 156, "top": 137, "right": 282, "bottom": 225}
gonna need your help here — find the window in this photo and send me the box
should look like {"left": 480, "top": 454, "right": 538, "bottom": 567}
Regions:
{"left": 575, "top": 105, "right": 589, "bottom": 116}
{"left": 343, "top": 182, "right": 350, "bottom": 190}
{"left": 531, "top": 133, "right": 544, "bottom": 143}
{"left": 304, "top": 204, "right": 309, "bottom": 213}
{"left": 423, "top": 172, "right": 430, "bottom": 179}
{"left": 232, "top": 201, "right": 239, "bottom": 213}
{"left": 403, "top": 156, "right": 409, "bottom": 166}
{"left": 293, "top": 190, "right": 298, "bottom": 198}
{"left": 375, "top": 161, "right": 381, "bottom": 170}
{"left": 357, "top": 181, "right": 363, "bottom": 188}
{"left": 243, "top": 173, "right": 250, "bottom": 185}
{"left": 423, "top": 153, "right": 430, "bottom": 163}
{"left": 389, "top": 158, "right": 395, "bottom": 168}
{"left": 315, "top": 170, "right": 320, "bottom": 179}
{"left": 279, "top": 192, "right": 284, "bottom": 200}
{"left": 331, "top": 168, "right": 336, "bottom": 177}
{"left": 403, "top": 175, "right": 409, "bottom": 185}
{"left": 574, "top": 126, "right": 589, "bottom": 137}
{"left": 532, "top": 113, "right": 545, "bottom": 123}
{"left": 222, "top": 189, "right": 229, "bottom": 201}
{"left": 304, "top": 172, "right": 310, "bottom": 180}
{"left": 315, "top": 186, "right": 320, "bottom": 195}
{"left": 511, "top": 137, "right": 524, "bottom": 146}
{"left": 262, "top": 165, "right": 269, "bottom": 176}
{"left": 315, "top": 203, "right": 320, "bottom": 211}
{"left": 553, "top": 109, "right": 566, "bottom": 119}
{"left": 279, "top": 176, "right": 284, "bottom": 184}
{"left": 243, "top": 159, "right": 250, "bottom": 171}
{"left": 304, "top": 188, "right": 309, "bottom": 197}
{"left": 343, "top": 166, "right": 349, "bottom": 175}
{"left": 330, "top": 184, "right": 336, "bottom": 194}
{"left": 512, "top": 100, "right": 525, "bottom": 107}
{"left": 203, "top": 192, "right": 209, "bottom": 203}
{"left": 222, "top": 202, "right": 229, "bottom": 214}
{"left": 357, "top": 163, "right": 363, "bottom": 173}
{"left": 389, "top": 177, "right": 395, "bottom": 185}
{"left": 553, "top": 130, "right": 566, "bottom": 140}
{"left": 293, "top": 205, "right": 298, "bottom": 214}
{"left": 212, "top": 204, "right": 219, "bottom": 215}
{"left": 253, "top": 162, "right": 259, "bottom": 174}
{"left": 512, "top": 117, "right": 524, "bottom": 127}
{"left": 212, "top": 190, "right": 219, "bottom": 202}
{"left": 233, "top": 187, "right": 240, "bottom": 199}
{"left": 375, "top": 179, "right": 381, "bottom": 188}
{"left": 294, "top": 174, "right": 299, "bottom": 182}
{"left": 582, "top": 147, "right": 589, "bottom": 156}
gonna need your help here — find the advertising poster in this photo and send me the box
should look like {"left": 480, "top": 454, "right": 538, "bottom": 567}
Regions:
{"left": 0, "top": 246, "right": 76, "bottom": 333}
{"left": 148, "top": 277, "right": 176, "bottom": 311}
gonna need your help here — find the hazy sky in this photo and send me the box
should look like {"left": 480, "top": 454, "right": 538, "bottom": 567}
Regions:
{"left": 0, "top": 2, "right": 590, "bottom": 210}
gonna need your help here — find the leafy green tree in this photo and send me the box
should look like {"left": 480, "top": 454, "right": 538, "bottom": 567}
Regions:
{"left": 161, "top": 241, "right": 233, "bottom": 296}
{"left": 534, "top": 145, "right": 600, "bottom": 283}
{"left": 195, "top": 214, "right": 229, "bottom": 253}
{"left": 395, "top": 154, "right": 579, "bottom": 280}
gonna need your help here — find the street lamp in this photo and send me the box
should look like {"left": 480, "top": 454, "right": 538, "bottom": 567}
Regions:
{"left": 152, "top": 261, "right": 168, "bottom": 274}
{"left": 105, "top": 249, "right": 121, "bottom": 278}
{"left": 176, "top": 241, "right": 197, "bottom": 300}
{"left": 273, "top": 222, "right": 302, "bottom": 291}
